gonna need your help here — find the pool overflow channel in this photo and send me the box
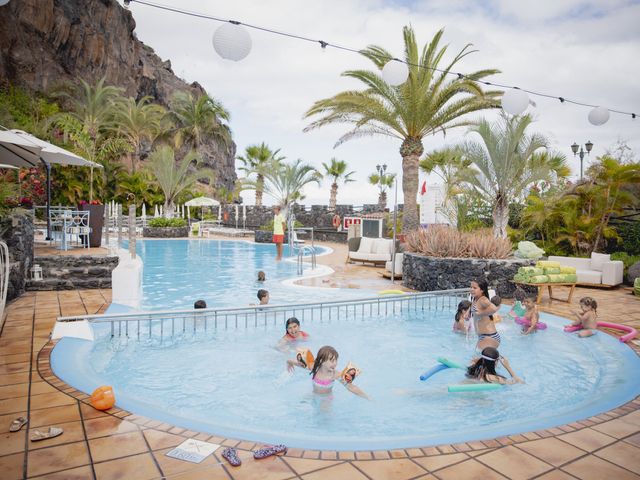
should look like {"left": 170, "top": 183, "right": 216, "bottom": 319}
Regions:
{"left": 57, "top": 289, "right": 469, "bottom": 341}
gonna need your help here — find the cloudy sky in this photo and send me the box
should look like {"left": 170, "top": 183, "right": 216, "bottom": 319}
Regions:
{"left": 124, "top": 0, "right": 640, "bottom": 205}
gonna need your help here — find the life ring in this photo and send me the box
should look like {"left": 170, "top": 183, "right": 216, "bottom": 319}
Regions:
{"left": 332, "top": 214, "right": 341, "bottom": 228}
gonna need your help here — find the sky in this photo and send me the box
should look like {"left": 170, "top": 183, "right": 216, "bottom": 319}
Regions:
{"left": 123, "top": 0, "right": 640, "bottom": 206}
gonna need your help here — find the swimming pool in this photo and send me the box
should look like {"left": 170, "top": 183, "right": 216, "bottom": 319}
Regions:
{"left": 52, "top": 300, "right": 640, "bottom": 451}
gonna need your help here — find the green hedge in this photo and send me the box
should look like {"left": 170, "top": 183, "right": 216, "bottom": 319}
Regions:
{"left": 613, "top": 222, "right": 640, "bottom": 255}
{"left": 148, "top": 217, "right": 187, "bottom": 228}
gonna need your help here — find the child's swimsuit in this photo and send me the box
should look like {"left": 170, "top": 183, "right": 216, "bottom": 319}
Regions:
{"left": 312, "top": 376, "right": 334, "bottom": 393}
{"left": 285, "top": 331, "right": 309, "bottom": 342}
{"left": 472, "top": 299, "right": 501, "bottom": 345}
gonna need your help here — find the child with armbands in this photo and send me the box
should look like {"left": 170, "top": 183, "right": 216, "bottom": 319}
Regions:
{"left": 453, "top": 300, "right": 472, "bottom": 333}
{"left": 287, "top": 345, "right": 369, "bottom": 399}
{"left": 467, "top": 347, "right": 524, "bottom": 385}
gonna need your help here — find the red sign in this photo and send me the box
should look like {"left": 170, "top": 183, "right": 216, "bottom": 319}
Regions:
{"left": 343, "top": 216, "right": 362, "bottom": 230}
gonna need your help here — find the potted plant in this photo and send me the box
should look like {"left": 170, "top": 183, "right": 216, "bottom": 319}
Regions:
{"left": 78, "top": 200, "right": 105, "bottom": 248}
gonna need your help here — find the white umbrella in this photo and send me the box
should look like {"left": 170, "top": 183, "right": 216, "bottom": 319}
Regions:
{"left": 159, "top": 205, "right": 163, "bottom": 217}
{"left": 218, "top": 204, "right": 221, "bottom": 222}
{"left": 242, "top": 204, "right": 246, "bottom": 230}
{"left": 184, "top": 197, "right": 220, "bottom": 207}
{"left": 234, "top": 204, "right": 239, "bottom": 229}
{"left": 141, "top": 203, "right": 147, "bottom": 218}
{"left": 0, "top": 163, "right": 19, "bottom": 169}
{"left": 154, "top": 205, "right": 159, "bottom": 217}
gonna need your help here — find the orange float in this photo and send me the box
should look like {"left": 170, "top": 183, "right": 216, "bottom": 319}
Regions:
{"left": 332, "top": 214, "right": 341, "bottom": 229}
{"left": 90, "top": 385, "right": 115, "bottom": 410}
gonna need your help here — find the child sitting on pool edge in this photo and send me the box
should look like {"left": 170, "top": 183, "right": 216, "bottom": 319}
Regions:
{"left": 287, "top": 345, "right": 370, "bottom": 399}
{"left": 467, "top": 347, "right": 523, "bottom": 385}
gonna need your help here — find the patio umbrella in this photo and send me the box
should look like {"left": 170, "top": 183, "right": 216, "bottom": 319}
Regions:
{"left": 154, "top": 205, "right": 159, "bottom": 217}
{"left": 235, "top": 204, "right": 239, "bottom": 229}
{"left": 218, "top": 204, "right": 222, "bottom": 222}
{"left": 0, "top": 129, "right": 102, "bottom": 239}
{"left": 185, "top": 197, "right": 220, "bottom": 220}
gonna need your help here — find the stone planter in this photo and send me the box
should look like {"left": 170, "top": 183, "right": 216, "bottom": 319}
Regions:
{"left": 78, "top": 204, "right": 104, "bottom": 247}
{"left": 143, "top": 226, "right": 189, "bottom": 238}
{"left": 402, "top": 254, "right": 534, "bottom": 298}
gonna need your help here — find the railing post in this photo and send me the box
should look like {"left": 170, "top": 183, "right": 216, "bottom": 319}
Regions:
{"left": 128, "top": 204, "right": 136, "bottom": 259}
{"left": 104, "top": 205, "right": 110, "bottom": 247}
{"left": 117, "top": 204, "right": 122, "bottom": 245}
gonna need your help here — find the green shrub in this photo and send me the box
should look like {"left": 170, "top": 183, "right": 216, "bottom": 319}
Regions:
{"left": 613, "top": 223, "right": 640, "bottom": 255}
{"left": 148, "top": 217, "right": 187, "bottom": 228}
{"left": 611, "top": 252, "right": 640, "bottom": 279}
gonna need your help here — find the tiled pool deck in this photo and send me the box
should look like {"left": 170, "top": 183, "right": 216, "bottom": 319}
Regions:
{"left": 2, "top": 242, "right": 640, "bottom": 479}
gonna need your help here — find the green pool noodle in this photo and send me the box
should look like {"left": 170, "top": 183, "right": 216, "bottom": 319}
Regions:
{"left": 448, "top": 383, "right": 504, "bottom": 393}
{"left": 437, "top": 357, "right": 465, "bottom": 370}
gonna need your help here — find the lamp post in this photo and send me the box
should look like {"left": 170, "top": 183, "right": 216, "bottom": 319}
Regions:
{"left": 376, "top": 163, "right": 388, "bottom": 209}
{"left": 571, "top": 140, "right": 593, "bottom": 181}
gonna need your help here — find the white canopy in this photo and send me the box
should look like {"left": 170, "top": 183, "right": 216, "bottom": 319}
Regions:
{"left": 184, "top": 197, "right": 220, "bottom": 207}
{"left": 0, "top": 163, "right": 19, "bottom": 169}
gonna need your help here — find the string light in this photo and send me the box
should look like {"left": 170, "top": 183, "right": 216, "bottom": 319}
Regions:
{"left": 125, "top": 0, "right": 637, "bottom": 122}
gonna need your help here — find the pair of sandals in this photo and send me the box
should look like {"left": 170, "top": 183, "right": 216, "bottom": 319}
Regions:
{"left": 9, "top": 417, "right": 64, "bottom": 442}
{"left": 221, "top": 444, "right": 287, "bottom": 467}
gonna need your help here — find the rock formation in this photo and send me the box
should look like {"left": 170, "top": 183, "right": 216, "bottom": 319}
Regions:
{"left": 0, "top": 0, "right": 236, "bottom": 191}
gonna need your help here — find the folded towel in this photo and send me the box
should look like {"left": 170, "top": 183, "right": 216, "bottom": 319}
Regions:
{"left": 543, "top": 267, "right": 561, "bottom": 275}
{"left": 559, "top": 266, "right": 576, "bottom": 274}
{"left": 518, "top": 266, "right": 543, "bottom": 276}
{"left": 536, "top": 260, "right": 561, "bottom": 268}
{"left": 546, "top": 274, "right": 564, "bottom": 283}
{"left": 530, "top": 275, "right": 549, "bottom": 283}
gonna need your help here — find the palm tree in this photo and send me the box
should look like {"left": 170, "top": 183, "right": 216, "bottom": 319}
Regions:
{"left": 237, "top": 142, "right": 285, "bottom": 206}
{"left": 368, "top": 170, "right": 396, "bottom": 209}
{"left": 112, "top": 96, "right": 166, "bottom": 172}
{"left": 457, "top": 113, "right": 570, "bottom": 238}
{"left": 255, "top": 159, "right": 322, "bottom": 211}
{"left": 168, "top": 91, "right": 231, "bottom": 150}
{"left": 321, "top": 158, "right": 355, "bottom": 210}
{"left": 145, "top": 146, "right": 215, "bottom": 217}
{"left": 304, "top": 26, "right": 500, "bottom": 233}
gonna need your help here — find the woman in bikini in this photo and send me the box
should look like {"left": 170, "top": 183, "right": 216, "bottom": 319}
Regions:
{"left": 470, "top": 279, "right": 501, "bottom": 351}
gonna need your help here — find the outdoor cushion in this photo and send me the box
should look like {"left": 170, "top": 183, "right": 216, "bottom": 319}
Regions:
{"left": 548, "top": 256, "right": 591, "bottom": 270}
{"left": 358, "top": 237, "right": 375, "bottom": 254}
{"left": 575, "top": 269, "right": 602, "bottom": 284}
{"left": 373, "top": 239, "right": 393, "bottom": 255}
{"left": 590, "top": 252, "right": 610, "bottom": 272}
{"left": 350, "top": 252, "right": 390, "bottom": 262}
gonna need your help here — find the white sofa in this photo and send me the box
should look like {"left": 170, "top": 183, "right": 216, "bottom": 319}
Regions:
{"left": 347, "top": 237, "right": 394, "bottom": 266}
{"left": 384, "top": 253, "right": 403, "bottom": 277}
{"left": 548, "top": 253, "right": 623, "bottom": 287}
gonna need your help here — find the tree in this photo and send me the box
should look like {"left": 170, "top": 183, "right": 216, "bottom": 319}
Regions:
{"left": 321, "top": 158, "right": 355, "bottom": 210}
{"left": 457, "top": 113, "right": 570, "bottom": 238}
{"left": 368, "top": 170, "right": 396, "bottom": 209}
{"left": 145, "top": 146, "right": 215, "bottom": 217}
{"left": 304, "top": 26, "right": 500, "bottom": 233}
{"left": 237, "top": 142, "right": 284, "bottom": 206}
{"left": 168, "top": 91, "right": 231, "bottom": 151}
{"left": 112, "top": 96, "right": 166, "bottom": 172}
{"left": 255, "top": 159, "right": 322, "bottom": 210}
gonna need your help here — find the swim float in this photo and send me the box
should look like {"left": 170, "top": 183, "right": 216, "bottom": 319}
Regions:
{"left": 564, "top": 322, "right": 637, "bottom": 342}
{"left": 448, "top": 383, "right": 503, "bottom": 393}
{"left": 515, "top": 317, "right": 547, "bottom": 330}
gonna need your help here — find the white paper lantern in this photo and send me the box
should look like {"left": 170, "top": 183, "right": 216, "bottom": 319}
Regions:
{"left": 0, "top": 0, "right": 10, "bottom": 6}
{"left": 588, "top": 106, "right": 610, "bottom": 126}
{"left": 212, "top": 23, "right": 252, "bottom": 61}
{"left": 382, "top": 61, "right": 408, "bottom": 86}
{"left": 501, "top": 88, "right": 529, "bottom": 116}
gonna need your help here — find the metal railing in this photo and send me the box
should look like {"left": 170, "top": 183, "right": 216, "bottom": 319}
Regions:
{"left": 297, "top": 245, "right": 317, "bottom": 275}
{"left": 57, "top": 289, "right": 469, "bottom": 341}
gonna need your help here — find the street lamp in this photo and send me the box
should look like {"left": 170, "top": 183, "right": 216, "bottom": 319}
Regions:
{"left": 376, "top": 164, "right": 388, "bottom": 177}
{"left": 571, "top": 140, "right": 593, "bottom": 181}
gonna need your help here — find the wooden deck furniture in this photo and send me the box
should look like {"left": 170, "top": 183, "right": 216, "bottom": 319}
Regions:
{"left": 515, "top": 281, "right": 577, "bottom": 304}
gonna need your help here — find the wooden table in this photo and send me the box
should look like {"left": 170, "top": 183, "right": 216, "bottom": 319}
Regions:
{"left": 515, "top": 282, "right": 577, "bottom": 304}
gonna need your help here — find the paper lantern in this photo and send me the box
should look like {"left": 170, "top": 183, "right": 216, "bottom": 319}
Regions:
{"left": 90, "top": 385, "right": 115, "bottom": 410}
{"left": 501, "top": 89, "right": 529, "bottom": 116}
{"left": 588, "top": 106, "right": 610, "bottom": 126}
{"left": 212, "top": 23, "right": 252, "bottom": 61}
{"left": 382, "top": 61, "right": 408, "bottom": 86}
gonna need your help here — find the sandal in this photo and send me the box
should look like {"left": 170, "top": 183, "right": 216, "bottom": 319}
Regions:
{"left": 221, "top": 447, "right": 241, "bottom": 467}
{"left": 253, "top": 444, "right": 287, "bottom": 459}
{"left": 30, "top": 427, "right": 64, "bottom": 442}
{"left": 9, "top": 417, "right": 28, "bottom": 432}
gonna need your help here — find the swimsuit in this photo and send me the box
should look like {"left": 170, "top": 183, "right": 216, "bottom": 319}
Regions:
{"left": 312, "top": 376, "right": 334, "bottom": 393}
{"left": 285, "top": 331, "right": 309, "bottom": 342}
{"left": 478, "top": 331, "right": 501, "bottom": 343}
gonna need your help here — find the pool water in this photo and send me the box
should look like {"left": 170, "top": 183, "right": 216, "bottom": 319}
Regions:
{"left": 53, "top": 304, "right": 640, "bottom": 450}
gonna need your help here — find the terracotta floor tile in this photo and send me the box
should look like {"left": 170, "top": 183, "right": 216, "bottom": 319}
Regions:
{"left": 0, "top": 353, "right": 31, "bottom": 366}
{"left": 167, "top": 465, "right": 231, "bottom": 480}
{"left": 591, "top": 418, "right": 640, "bottom": 439}
{"left": 534, "top": 470, "right": 581, "bottom": 480}
{"left": 89, "top": 430, "right": 149, "bottom": 462}
{"left": 0, "top": 361, "right": 30, "bottom": 375}
{"left": 0, "top": 395, "right": 29, "bottom": 416}
{"left": 152, "top": 446, "right": 226, "bottom": 477}
{"left": 214, "top": 450, "right": 294, "bottom": 480}
{"left": 84, "top": 415, "right": 138, "bottom": 439}
{"left": 142, "top": 428, "right": 185, "bottom": 450}
{"left": 29, "top": 403, "right": 80, "bottom": 428}
{"left": 284, "top": 456, "right": 341, "bottom": 475}
{"left": 562, "top": 455, "right": 639, "bottom": 480}
{"left": 435, "top": 458, "right": 508, "bottom": 480}
{"left": 0, "top": 411, "right": 27, "bottom": 434}
{"left": 413, "top": 452, "right": 468, "bottom": 472}
{"left": 624, "top": 432, "right": 640, "bottom": 448}
{"left": 353, "top": 458, "right": 427, "bottom": 480}
{"left": 30, "top": 390, "right": 77, "bottom": 410}
{"left": 93, "top": 452, "right": 161, "bottom": 480}
{"left": 0, "top": 372, "right": 30, "bottom": 385}
{"left": 28, "top": 420, "right": 86, "bottom": 450}
{"left": 593, "top": 441, "right": 640, "bottom": 474}
{"left": 29, "top": 465, "right": 94, "bottom": 479}
{"left": 0, "top": 429, "right": 26, "bottom": 456}
{"left": 0, "top": 451, "right": 25, "bottom": 480}
{"left": 559, "top": 429, "right": 617, "bottom": 452}
{"left": 301, "top": 462, "right": 369, "bottom": 480}
{"left": 27, "top": 441, "right": 91, "bottom": 477}
{"left": 79, "top": 402, "right": 108, "bottom": 420}
{"left": 30, "top": 382, "right": 59, "bottom": 395}
{"left": 622, "top": 410, "right": 640, "bottom": 427}
{"left": 515, "top": 437, "right": 586, "bottom": 467}
{"left": 476, "top": 446, "right": 553, "bottom": 479}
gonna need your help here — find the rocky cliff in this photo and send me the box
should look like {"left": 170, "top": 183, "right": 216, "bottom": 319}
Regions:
{"left": 0, "top": 0, "right": 236, "bottom": 191}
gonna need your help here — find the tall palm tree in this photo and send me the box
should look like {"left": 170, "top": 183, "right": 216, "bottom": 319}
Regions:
{"left": 321, "top": 158, "right": 355, "bottom": 210}
{"left": 145, "top": 146, "right": 215, "bottom": 217}
{"left": 304, "top": 26, "right": 500, "bottom": 233}
{"left": 168, "top": 91, "right": 231, "bottom": 150}
{"left": 255, "top": 159, "right": 322, "bottom": 211}
{"left": 237, "top": 142, "right": 285, "bottom": 206}
{"left": 368, "top": 170, "right": 396, "bottom": 209}
{"left": 457, "top": 113, "right": 570, "bottom": 238}
{"left": 112, "top": 96, "right": 166, "bottom": 172}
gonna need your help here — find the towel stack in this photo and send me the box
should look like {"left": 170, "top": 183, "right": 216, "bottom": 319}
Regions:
{"left": 514, "top": 261, "right": 577, "bottom": 284}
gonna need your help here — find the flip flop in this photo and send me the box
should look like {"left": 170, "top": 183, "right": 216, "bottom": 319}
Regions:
{"left": 9, "top": 417, "right": 28, "bottom": 432}
{"left": 221, "top": 447, "right": 241, "bottom": 467}
{"left": 253, "top": 444, "right": 287, "bottom": 459}
{"left": 30, "top": 427, "right": 64, "bottom": 442}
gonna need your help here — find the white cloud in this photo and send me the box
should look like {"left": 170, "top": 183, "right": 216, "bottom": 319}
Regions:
{"left": 125, "top": 0, "right": 640, "bottom": 206}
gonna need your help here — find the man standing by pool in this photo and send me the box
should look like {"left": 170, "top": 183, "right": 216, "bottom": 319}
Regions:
{"left": 273, "top": 205, "right": 286, "bottom": 261}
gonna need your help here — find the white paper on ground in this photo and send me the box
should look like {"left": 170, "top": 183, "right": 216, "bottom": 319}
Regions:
{"left": 165, "top": 439, "right": 220, "bottom": 463}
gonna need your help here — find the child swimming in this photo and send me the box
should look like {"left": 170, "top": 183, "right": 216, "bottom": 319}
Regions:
{"left": 287, "top": 345, "right": 369, "bottom": 399}
{"left": 520, "top": 296, "right": 540, "bottom": 335}
{"left": 453, "top": 300, "right": 472, "bottom": 334}
{"left": 257, "top": 271, "right": 266, "bottom": 282}
{"left": 567, "top": 297, "right": 598, "bottom": 337}
{"left": 508, "top": 287, "right": 527, "bottom": 320}
{"left": 466, "top": 347, "right": 523, "bottom": 385}
{"left": 276, "top": 317, "right": 309, "bottom": 351}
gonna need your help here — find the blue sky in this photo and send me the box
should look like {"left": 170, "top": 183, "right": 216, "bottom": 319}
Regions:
{"left": 123, "top": 0, "right": 640, "bottom": 205}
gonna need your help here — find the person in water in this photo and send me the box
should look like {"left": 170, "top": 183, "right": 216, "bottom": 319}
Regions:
{"left": 467, "top": 347, "right": 523, "bottom": 385}
{"left": 287, "top": 345, "right": 369, "bottom": 399}
{"left": 276, "top": 317, "right": 309, "bottom": 351}
{"left": 453, "top": 300, "right": 472, "bottom": 334}
{"left": 470, "top": 279, "right": 501, "bottom": 351}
